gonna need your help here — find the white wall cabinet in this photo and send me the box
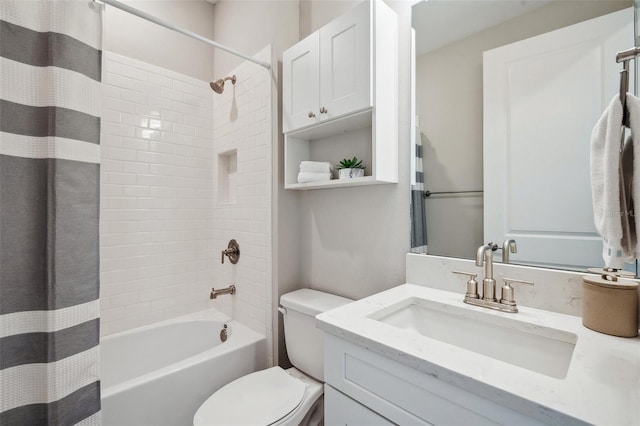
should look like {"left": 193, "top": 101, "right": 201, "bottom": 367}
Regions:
{"left": 282, "top": 0, "right": 398, "bottom": 190}
{"left": 283, "top": 1, "right": 370, "bottom": 132}
{"left": 324, "top": 334, "right": 548, "bottom": 426}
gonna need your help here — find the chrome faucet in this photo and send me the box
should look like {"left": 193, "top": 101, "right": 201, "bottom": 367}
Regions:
{"left": 210, "top": 284, "right": 236, "bottom": 299}
{"left": 452, "top": 242, "right": 534, "bottom": 313}
{"left": 476, "top": 242, "right": 498, "bottom": 302}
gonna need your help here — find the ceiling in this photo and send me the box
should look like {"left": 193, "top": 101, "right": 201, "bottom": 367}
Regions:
{"left": 412, "top": 0, "right": 551, "bottom": 56}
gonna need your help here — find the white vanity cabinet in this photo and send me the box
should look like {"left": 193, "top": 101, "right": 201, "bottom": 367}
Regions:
{"left": 282, "top": 0, "right": 398, "bottom": 190}
{"left": 324, "top": 334, "right": 548, "bottom": 426}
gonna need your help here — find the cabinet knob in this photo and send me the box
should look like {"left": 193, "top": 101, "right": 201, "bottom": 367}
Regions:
{"left": 320, "top": 106, "right": 328, "bottom": 114}
{"left": 308, "top": 111, "right": 316, "bottom": 118}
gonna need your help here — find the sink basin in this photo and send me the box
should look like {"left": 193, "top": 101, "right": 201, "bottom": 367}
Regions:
{"left": 368, "top": 297, "right": 577, "bottom": 379}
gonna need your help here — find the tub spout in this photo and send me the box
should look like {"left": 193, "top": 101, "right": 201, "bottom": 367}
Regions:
{"left": 210, "top": 285, "right": 236, "bottom": 299}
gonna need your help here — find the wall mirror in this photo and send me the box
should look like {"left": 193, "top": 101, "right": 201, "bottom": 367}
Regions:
{"left": 411, "top": 0, "right": 638, "bottom": 271}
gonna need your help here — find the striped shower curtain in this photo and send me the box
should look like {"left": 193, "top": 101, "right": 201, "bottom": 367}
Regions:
{"left": 0, "top": 1, "right": 102, "bottom": 424}
{"left": 411, "top": 132, "right": 427, "bottom": 253}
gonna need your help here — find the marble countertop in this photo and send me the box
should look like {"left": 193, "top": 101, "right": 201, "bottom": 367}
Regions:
{"left": 316, "top": 284, "right": 640, "bottom": 425}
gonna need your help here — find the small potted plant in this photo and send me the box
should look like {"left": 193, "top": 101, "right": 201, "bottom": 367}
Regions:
{"left": 337, "top": 156, "right": 365, "bottom": 179}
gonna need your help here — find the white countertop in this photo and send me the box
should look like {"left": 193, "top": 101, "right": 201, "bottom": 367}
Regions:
{"left": 316, "top": 284, "right": 640, "bottom": 425}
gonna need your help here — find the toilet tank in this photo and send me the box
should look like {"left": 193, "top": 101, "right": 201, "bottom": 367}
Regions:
{"left": 280, "top": 289, "right": 352, "bottom": 381}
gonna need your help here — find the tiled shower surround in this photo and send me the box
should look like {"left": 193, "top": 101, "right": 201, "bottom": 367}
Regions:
{"left": 209, "top": 48, "right": 273, "bottom": 362}
{"left": 99, "top": 50, "right": 272, "bottom": 363}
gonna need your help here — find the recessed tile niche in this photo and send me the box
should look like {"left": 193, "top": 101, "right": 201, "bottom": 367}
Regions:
{"left": 218, "top": 149, "right": 238, "bottom": 205}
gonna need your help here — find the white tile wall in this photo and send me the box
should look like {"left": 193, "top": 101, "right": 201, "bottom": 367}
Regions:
{"left": 100, "top": 52, "right": 215, "bottom": 335}
{"left": 99, "top": 49, "right": 273, "bottom": 367}
{"left": 207, "top": 46, "right": 273, "bottom": 365}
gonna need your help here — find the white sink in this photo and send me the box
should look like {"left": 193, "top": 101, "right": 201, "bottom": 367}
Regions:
{"left": 368, "top": 297, "right": 577, "bottom": 379}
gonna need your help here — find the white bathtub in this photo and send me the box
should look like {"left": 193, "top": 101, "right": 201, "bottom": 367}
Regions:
{"left": 100, "top": 309, "right": 267, "bottom": 426}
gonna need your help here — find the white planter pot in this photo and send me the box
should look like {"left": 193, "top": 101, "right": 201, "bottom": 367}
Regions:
{"left": 338, "top": 168, "right": 365, "bottom": 179}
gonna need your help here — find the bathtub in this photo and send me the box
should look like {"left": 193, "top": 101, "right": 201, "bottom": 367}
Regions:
{"left": 100, "top": 309, "right": 267, "bottom": 426}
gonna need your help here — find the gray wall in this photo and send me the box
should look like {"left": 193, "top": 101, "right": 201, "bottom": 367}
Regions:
{"left": 212, "top": 0, "right": 299, "bottom": 77}
{"left": 103, "top": 0, "right": 216, "bottom": 81}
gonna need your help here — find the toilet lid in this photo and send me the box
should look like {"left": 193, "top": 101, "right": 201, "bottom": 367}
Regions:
{"left": 193, "top": 367, "right": 306, "bottom": 426}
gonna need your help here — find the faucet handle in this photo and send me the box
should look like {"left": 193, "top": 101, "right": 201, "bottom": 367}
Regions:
{"left": 221, "top": 239, "right": 240, "bottom": 264}
{"left": 452, "top": 270, "right": 479, "bottom": 299}
{"left": 500, "top": 278, "right": 534, "bottom": 306}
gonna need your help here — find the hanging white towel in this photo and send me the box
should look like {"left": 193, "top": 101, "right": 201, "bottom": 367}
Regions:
{"left": 590, "top": 95, "right": 626, "bottom": 268}
{"left": 297, "top": 172, "right": 332, "bottom": 183}
{"left": 299, "top": 161, "right": 332, "bottom": 173}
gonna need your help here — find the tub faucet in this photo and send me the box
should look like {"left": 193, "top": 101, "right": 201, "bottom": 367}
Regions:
{"left": 476, "top": 242, "right": 498, "bottom": 301}
{"left": 210, "top": 285, "right": 236, "bottom": 299}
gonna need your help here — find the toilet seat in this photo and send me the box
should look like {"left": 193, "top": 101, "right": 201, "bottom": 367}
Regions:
{"left": 193, "top": 367, "right": 322, "bottom": 426}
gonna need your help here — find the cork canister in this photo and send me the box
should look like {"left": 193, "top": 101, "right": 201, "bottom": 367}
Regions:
{"left": 582, "top": 274, "right": 639, "bottom": 337}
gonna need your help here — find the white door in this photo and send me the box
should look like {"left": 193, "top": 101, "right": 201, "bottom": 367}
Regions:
{"left": 484, "top": 8, "right": 634, "bottom": 270}
{"left": 283, "top": 32, "right": 320, "bottom": 133}
{"left": 319, "top": 0, "right": 371, "bottom": 122}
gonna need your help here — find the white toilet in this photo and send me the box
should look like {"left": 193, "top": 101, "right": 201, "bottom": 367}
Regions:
{"left": 193, "top": 288, "right": 352, "bottom": 426}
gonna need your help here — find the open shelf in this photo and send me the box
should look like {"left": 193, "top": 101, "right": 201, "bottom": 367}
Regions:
{"left": 286, "top": 176, "right": 392, "bottom": 190}
{"left": 284, "top": 107, "right": 397, "bottom": 190}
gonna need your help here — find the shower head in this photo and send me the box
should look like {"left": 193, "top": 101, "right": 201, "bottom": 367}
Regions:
{"left": 209, "top": 75, "right": 237, "bottom": 94}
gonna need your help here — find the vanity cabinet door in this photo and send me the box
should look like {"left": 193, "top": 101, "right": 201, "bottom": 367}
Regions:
{"left": 282, "top": 32, "right": 320, "bottom": 133}
{"left": 319, "top": 0, "right": 371, "bottom": 122}
{"left": 324, "top": 334, "right": 547, "bottom": 426}
{"left": 325, "top": 385, "right": 397, "bottom": 426}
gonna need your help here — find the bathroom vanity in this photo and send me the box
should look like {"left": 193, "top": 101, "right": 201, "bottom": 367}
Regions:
{"left": 317, "top": 254, "right": 640, "bottom": 425}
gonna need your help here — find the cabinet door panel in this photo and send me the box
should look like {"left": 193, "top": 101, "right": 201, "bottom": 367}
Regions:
{"left": 319, "top": 0, "right": 371, "bottom": 120}
{"left": 325, "top": 385, "right": 397, "bottom": 426}
{"left": 283, "top": 33, "right": 320, "bottom": 132}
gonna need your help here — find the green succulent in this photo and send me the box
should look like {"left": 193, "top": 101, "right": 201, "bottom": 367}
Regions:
{"left": 337, "top": 156, "right": 364, "bottom": 169}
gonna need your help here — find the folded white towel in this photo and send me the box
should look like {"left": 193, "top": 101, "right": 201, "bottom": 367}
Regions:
{"left": 297, "top": 172, "right": 332, "bottom": 183}
{"left": 591, "top": 95, "right": 625, "bottom": 268}
{"left": 299, "top": 161, "right": 332, "bottom": 173}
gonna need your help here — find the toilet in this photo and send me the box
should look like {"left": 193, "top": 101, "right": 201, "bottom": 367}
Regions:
{"left": 193, "top": 288, "right": 352, "bottom": 426}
